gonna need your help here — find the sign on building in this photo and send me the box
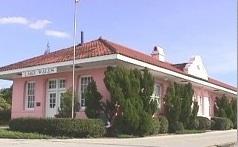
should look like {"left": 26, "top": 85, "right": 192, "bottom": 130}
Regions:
{"left": 22, "top": 67, "right": 57, "bottom": 77}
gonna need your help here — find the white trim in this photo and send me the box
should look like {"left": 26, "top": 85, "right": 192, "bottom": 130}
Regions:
{"left": 116, "top": 54, "right": 237, "bottom": 95}
{"left": 0, "top": 53, "right": 236, "bottom": 95}
{"left": 78, "top": 75, "right": 92, "bottom": 109}
{"left": 46, "top": 79, "right": 66, "bottom": 117}
{"left": 25, "top": 81, "right": 36, "bottom": 111}
{"left": 0, "top": 54, "right": 117, "bottom": 76}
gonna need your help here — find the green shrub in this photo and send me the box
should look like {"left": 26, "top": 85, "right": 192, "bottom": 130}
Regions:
{"left": 0, "top": 97, "right": 11, "bottom": 111}
{"left": 176, "top": 122, "right": 184, "bottom": 131}
{"left": 0, "top": 110, "right": 11, "bottom": 125}
{"left": 164, "top": 82, "right": 196, "bottom": 132}
{"left": 211, "top": 117, "right": 233, "bottom": 130}
{"left": 233, "top": 121, "right": 237, "bottom": 129}
{"left": 197, "top": 116, "right": 211, "bottom": 130}
{"left": 137, "top": 112, "right": 154, "bottom": 136}
{"left": 85, "top": 80, "right": 103, "bottom": 118}
{"left": 215, "top": 95, "right": 237, "bottom": 128}
{"left": 104, "top": 66, "right": 157, "bottom": 136}
{"left": 56, "top": 91, "right": 74, "bottom": 118}
{"left": 9, "top": 118, "right": 105, "bottom": 138}
{"left": 159, "top": 116, "right": 168, "bottom": 134}
{"left": 211, "top": 119, "right": 215, "bottom": 129}
{"left": 170, "top": 121, "right": 184, "bottom": 133}
{"left": 150, "top": 118, "right": 160, "bottom": 135}
{"left": 189, "top": 102, "right": 199, "bottom": 129}
{"left": 190, "top": 118, "right": 199, "bottom": 130}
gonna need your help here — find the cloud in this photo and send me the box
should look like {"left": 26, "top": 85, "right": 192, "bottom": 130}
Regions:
{"left": 45, "top": 30, "right": 70, "bottom": 38}
{"left": 0, "top": 16, "right": 70, "bottom": 38}
{"left": 0, "top": 16, "right": 28, "bottom": 25}
{"left": 29, "top": 20, "right": 51, "bottom": 30}
{"left": 0, "top": 16, "right": 50, "bottom": 30}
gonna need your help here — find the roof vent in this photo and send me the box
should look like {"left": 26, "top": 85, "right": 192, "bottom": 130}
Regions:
{"left": 151, "top": 45, "right": 165, "bottom": 62}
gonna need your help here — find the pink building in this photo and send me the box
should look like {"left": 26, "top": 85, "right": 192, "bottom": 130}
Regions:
{"left": 0, "top": 38, "right": 236, "bottom": 119}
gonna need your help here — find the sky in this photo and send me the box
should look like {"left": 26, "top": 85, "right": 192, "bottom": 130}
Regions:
{"left": 0, "top": 0, "right": 236, "bottom": 88}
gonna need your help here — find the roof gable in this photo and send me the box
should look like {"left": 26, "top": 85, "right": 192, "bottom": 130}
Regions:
{"left": 0, "top": 39, "right": 115, "bottom": 72}
{"left": 184, "top": 56, "right": 208, "bottom": 80}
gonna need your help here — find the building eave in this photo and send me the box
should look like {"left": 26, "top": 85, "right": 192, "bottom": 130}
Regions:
{"left": 116, "top": 54, "right": 237, "bottom": 95}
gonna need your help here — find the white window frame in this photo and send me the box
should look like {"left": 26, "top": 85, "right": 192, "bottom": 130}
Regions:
{"left": 208, "top": 97, "right": 212, "bottom": 116}
{"left": 25, "top": 81, "right": 36, "bottom": 110}
{"left": 79, "top": 75, "right": 93, "bottom": 109}
{"left": 202, "top": 97, "right": 205, "bottom": 115}
{"left": 198, "top": 96, "right": 203, "bottom": 115}
{"left": 47, "top": 79, "right": 66, "bottom": 110}
{"left": 150, "top": 83, "right": 161, "bottom": 108}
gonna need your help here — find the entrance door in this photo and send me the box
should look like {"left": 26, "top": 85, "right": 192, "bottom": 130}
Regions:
{"left": 47, "top": 92, "right": 57, "bottom": 117}
{"left": 46, "top": 79, "right": 66, "bottom": 117}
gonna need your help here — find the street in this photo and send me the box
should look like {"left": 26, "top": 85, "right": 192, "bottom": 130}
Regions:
{"left": 0, "top": 130, "right": 236, "bottom": 147}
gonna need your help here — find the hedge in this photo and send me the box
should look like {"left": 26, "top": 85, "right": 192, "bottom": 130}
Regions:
{"left": 211, "top": 117, "right": 233, "bottom": 130}
{"left": 0, "top": 110, "right": 11, "bottom": 125}
{"left": 9, "top": 118, "right": 105, "bottom": 138}
{"left": 151, "top": 118, "right": 160, "bottom": 135}
{"left": 197, "top": 116, "right": 211, "bottom": 130}
{"left": 158, "top": 116, "right": 168, "bottom": 134}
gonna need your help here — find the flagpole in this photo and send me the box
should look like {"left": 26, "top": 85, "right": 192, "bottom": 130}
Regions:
{"left": 72, "top": 0, "right": 79, "bottom": 119}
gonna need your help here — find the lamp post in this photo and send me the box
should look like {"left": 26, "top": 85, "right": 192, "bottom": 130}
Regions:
{"left": 72, "top": 0, "right": 79, "bottom": 119}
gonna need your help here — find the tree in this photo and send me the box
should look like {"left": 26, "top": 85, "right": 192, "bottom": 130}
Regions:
{"left": 56, "top": 90, "right": 74, "bottom": 118}
{"left": 215, "top": 95, "right": 236, "bottom": 128}
{"left": 0, "top": 86, "right": 12, "bottom": 104}
{"left": 189, "top": 101, "right": 199, "bottom": 129}
{"left": 104, "top": 66, "right": 156, "bottom": 135}
{"left": 85, "top": 80, "right": 103, "bottom": 118}
{"left": 164, "top": 82, "right": 195, "bottom": 132}
{"left": 164, "top": 82, "right": 181, "bottom": 132}
{"left": 231, "top": 99, "right": 237, "bottom": 128}
{"left": 0, "top": 98, "right": 10, "bottom": 111}
{"left": 179, "top": 83, "right": 194, "bottom": 128}
{"left": 139, "top": 68, "right": 157, "bottom": 115}
{"left": 215, "top": 95, "right": 229, "bottom": 118}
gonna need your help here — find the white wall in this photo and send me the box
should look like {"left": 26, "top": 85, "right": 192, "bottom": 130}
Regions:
{"left": 184, "top": 56, "right": 208, "bottom": 80}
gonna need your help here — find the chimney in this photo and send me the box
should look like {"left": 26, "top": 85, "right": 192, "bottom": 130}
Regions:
{"left": 151, "top": 45, "right": 165, "bottom": 62}
{"left": 80, "top": 31, "right": 84, "bottom": 45}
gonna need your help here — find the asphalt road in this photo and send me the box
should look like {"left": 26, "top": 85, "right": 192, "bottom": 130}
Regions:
{"left": 0, "top": 130, "right": 236, "bottom": 147}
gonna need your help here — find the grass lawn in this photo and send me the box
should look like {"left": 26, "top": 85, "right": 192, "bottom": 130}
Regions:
{"left": 0, "top": 128, "right": 206, "bottom": 139}
{"left": 0, "top": 128, "right": 52, "bottom": 139}
{"left": 175, "top": 129, "right": 206, "bottom": 134}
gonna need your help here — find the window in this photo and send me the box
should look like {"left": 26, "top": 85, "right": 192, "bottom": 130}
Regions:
{"left": 59, "top": 79, "right": 66, "bottom": 89}
{"left": 49, "top": 80, "right": 56, "bottom": 89}
{"left": 48, "top": 79, "right": 66, "bottom": 109}
{"left": 197, "top": 65, "right": 200, "bottom": 70}
{"left": 59, "top": 92, "right": 65, "bottom": 109}
{"left": 198, "top": 96, "right": 205, "bottom": 115}
{"left": 25, "top": 81, "right": 35, "bottom": 109}
{"left": 80, "top": 76, "right": 92, "bottom": 107}
{"left": 209, "top": 97, "right": 212, "bottom": 116}
{"left": 49, "top": 93, "right": 56, "bottom": 108}
{"left": 151, "top": 84, "right": 161, "bottom": 108}
{"left": 198, "top": 96, "right": 203, "bottom": 115}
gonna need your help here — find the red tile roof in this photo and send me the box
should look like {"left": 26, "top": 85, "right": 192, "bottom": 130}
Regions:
{"left": 0, "top": 39, "right": 114, "bottom": 72}
{"left": 0, "top": 38, "right": 236, "bottom": 92}
{"left": 172, "top": 63, "right": 187, "bottom": 71}
{"left": 208, "top": 78, "right": 237, "bottom": 92}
